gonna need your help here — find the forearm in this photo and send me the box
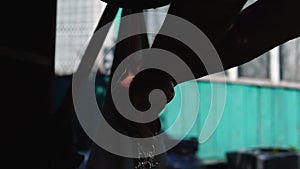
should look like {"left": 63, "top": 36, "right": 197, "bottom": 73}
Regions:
{"left": 151, "top": 0, "right": 300, "bottom": 84}
{"left": 150, "top": 0, "right": 248, "bottom": 83}
{"left": 217, "top": 0, "right": 300, "bottom": 70}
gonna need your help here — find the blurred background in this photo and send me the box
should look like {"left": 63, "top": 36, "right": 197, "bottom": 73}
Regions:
{"left": 54, "top": 0, "right": 300, "bottom": 168}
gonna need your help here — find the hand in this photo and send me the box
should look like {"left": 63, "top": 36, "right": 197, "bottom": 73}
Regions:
{"left": 129, "top": 69, "right": 175, "bottom": 112}
{"left": 125, "top": 69, "right": 175, "bottom": 137}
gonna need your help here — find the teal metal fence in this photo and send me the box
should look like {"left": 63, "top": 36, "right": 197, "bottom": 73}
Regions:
{"left": 161, "top": 81, "right": 300, "bottom": 159}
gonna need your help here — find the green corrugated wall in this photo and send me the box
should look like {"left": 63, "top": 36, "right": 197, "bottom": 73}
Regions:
{"left": 161, "top": 81, "right": 300, "bottom": 159}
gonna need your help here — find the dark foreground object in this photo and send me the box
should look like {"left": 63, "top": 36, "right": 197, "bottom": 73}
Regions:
{"left": 226, "top": 148, "right": 300, "bottom": 169}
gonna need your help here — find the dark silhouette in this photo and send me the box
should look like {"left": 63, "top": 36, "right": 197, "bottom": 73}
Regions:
{"left": 3, "top": 0, "right": 300, "bottom": 168}
{"left": 87, "top": 0, "right": 300, "bottom": 169}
